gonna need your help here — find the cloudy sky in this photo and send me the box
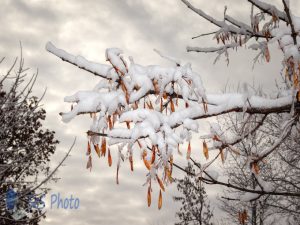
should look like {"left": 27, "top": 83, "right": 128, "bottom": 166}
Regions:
{"left": 2, "top": 0, "right": 300, "bottom": 224}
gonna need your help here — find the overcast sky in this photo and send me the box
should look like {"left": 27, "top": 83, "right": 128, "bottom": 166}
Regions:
{"left": 1, "top": 0, "right": 300, "bottom": 224}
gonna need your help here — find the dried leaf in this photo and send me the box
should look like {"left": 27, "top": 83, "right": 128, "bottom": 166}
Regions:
{"left": 107, "top": 115, "right": 113, "bottom": 130}
{"left": 202, "top": 99, "right": 208, "bottom": 113}
{"left": 297, "top": 91, "right": 300, "bottom": 102}
{"left": 71, "top": 104, "right": 73, "bottom": 110}
{"left": 158, "top": 189, "right": 162, "bottom": 210}
{"left": 101, "top": 138, "right": 106, "bottom": 157}
{"left": 185, "top": 102, "right": 189, "bottom": 108}
{"left": 186, "top": 142, "right": 191, "bottom": 160}
{"left": 113, "top": 112, "right": 117, "bottom": 126}
{"left": 108, "top": 148, "right": 112, "bottom": 167}
{"left": 238, "top": 210, "right": 248, "bottom": 225}
{"left": 151, "top": 146, "right": 156, "bottom": 164}
{"left": 129, "top": 154, "right": 134, "bottom": 171}
{"left": 86, "top": 155, "right": 92, "bottom": 171}
{"left": 133, "top": 102, "right": 138, "bottom": 110}
{"left": 163, "top": 92, "right": 168, "bottom": 99}
{"left": 121, "top": 81, "right": 130, "bottom": 104}
{"left": 116, "top": 165, "right": 120, "bottom": 185}
{"left": 143, "top": 158, "right": 151, "bottom": 170}
{"left": 169, "top": 155, "right": 173, "bottom": 168}
{"left": 265, "top": 46, "right": 270, "bottom": 62}
{"left": 153, "top": 80, "right": 160, "bottom": 94}
{"left": 165, "top": 167, "right": 173, "bottom": 183}
{"left": 203, "top": 141, "right": 209, "bottom": 160}
{"left": 147, "top": 186, "right": 151, "bottom": 207}
{"left": 252, "top": 162, "right": 260, "bottom": 174}
{"left": 170, "top": 98, "right": 175, "bottom": 112}
{"left": 220, "top": 149, "right": 225, "bottom": 164}
{"left": 94, "top": 144, "right": 100, "bottom": 158}
{"left": 160, "top": 98, "right": 163, "bottom": 112}
{"left": 213, "top": 135, "right": 220, "bottom": 141}
{"left": 87, "top": 141, "right": 91, "bottom": 155}
{"left": 156, "top": 175, "right": 165, "bottom": 192}
{"left": 126, "top": 121, "right": 130, "bottom": 129}
{"left": 146, "top": 101, "right": 154, "bottom": 110}
{"left": 294, "top": 73, "right": 299, "bottom": 87}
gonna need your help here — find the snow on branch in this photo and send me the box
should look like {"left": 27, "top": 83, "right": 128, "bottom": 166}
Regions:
{"left": 46, "top": 42, "right": 117, "bottom": 80}
{"left": 247, "top": 0, "right": 288, "bottom": 22}
{"left": 46, "top": 0, "right": 300, "bottom": 203}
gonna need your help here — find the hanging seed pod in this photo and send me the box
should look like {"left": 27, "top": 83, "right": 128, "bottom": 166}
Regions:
{"left": 163, "top": 92, "right": 168, "bottom": 99}
{"left": 158, "top": 189, "right": 163, "bottom": 210}
{"left": 86, "top": 155, "right": 92, "bottom": 171}
{"left": 129, "top": 154, "right": 134, "bottom": 172}
{"left": 203, "top": 99, "right": 208, "bottom": 113}
{"left": 87, "top": 141, "right": 91, "bottom": 156}
{"left": 170, "top": 98, "right": 175, "bottom": 112}
{"left": 107, "top": 115, "right": 113, "bottom": 130}
{"left": 264, "top": 45, "right": 270, "bottom": 62}
{"left": 126, "top": 121, "right": 130, "bottom": 129}
{"left": 220, "top": 149, "right": 225, "bottom": 164}
{"left": 165, "top": 167, "right": 173, "bottom": 183}
{"left": 297, "top": 90, "right": 300, "bottom": 102}
{"left": 252, "top": 162, "right": 260, "bottom": 174}
{"left": 147, "top": 186, "right": 151, "bottom": 207}
{"left": 186, "top": 142, "right": 191, "bottom": 160}
{"left": 94, "top": 144, "right": 100, "bottom": 158}
{"left": 108, "top": 148, "right": 112, "bottom": 167}
{"left": 101, "top": 138, "right": 107, "bottom": 157}
{"left": 156, "top": 175, "right": 165, "bottom": 192}
{"left": 116, "top": 165, "right": 120, "bottom": 185}
{"left": 113, "top": 112, "right": 117, "bottom": 126}
{"left": 151, "top": 146, "right": 156, "bottom": 164}
{"left": 203, "top": 141, "right": 209, "bottom": 160}
{"left": 153, "top": 79, "right": 160, "bottom": 94}
{"left": 143, "top": 157, "right": 151, "bottom": 170}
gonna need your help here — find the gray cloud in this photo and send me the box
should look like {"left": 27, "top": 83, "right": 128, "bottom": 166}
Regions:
{"left": 1, "top": 0, "right": 298, "bottom": 224}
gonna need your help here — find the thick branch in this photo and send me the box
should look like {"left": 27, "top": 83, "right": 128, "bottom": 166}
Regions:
{"left": 46, "top": 42, "right": 112, "bottom": 79}
{"left": 247, "top": 0, "right": 287, "bottom": 22}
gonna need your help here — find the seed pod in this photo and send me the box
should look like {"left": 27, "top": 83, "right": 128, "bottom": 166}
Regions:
{"left": 186, "top": 142, "right": 191, "bottom": 160}
{"left": 147, "top": 186, "right": 151, "bottom": 207}
{"left": 108, "top": 148, "right": 112, "bottom": 167}
{"left": 156, "top": 175, "right": 165, "bottom": 192}
{"left": 203, "top": 141, "right": 209, "bottom": 160}
{"left": 158, "top": 189, "right": 162, "bottom": 210}
{"left": 94, "top": 144, "right": 100, "bottom": 157}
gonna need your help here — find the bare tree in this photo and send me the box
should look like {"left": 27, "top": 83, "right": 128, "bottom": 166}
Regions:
{"left": 174, "top": 163, "right": 213, "bottom": 225}
{"left": 0, "top": 47, "right": 74, "bottom": 224}
{"left": 219, "top": 110, "right": 300, "bottom": 225}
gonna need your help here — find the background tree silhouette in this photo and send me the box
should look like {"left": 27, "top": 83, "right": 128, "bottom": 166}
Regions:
{"left": 174, "top": 163, "right": 213, "bottom": 225}
{"left": 0, "top": 47, "right": 73, "bottom": 225}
